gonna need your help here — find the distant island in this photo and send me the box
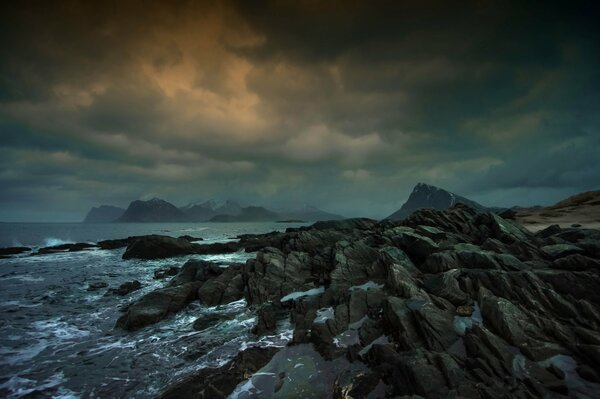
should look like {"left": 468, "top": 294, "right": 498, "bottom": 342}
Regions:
{"left": 82, "top": 198, "right": 344, "bottom": 223}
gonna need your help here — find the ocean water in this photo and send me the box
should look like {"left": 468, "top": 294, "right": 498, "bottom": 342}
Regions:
{"left": 0, "top": 222, "right": 305, "bottom": 398}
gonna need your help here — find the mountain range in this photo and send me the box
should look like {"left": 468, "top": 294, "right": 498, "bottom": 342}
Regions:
{"left": 82, "top": 198, "right": 344, "bottom": 223}
{"left": 82, "top": 184, "right": 600, "bottom": 226}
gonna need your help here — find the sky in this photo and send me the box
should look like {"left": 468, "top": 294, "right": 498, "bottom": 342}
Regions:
{"left": 1, "top": 0, "right": 599, "bottom": 221}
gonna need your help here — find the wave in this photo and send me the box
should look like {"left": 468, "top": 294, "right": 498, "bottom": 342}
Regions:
{"left": 41, "top": 237, "right": 73, "bottom": 247}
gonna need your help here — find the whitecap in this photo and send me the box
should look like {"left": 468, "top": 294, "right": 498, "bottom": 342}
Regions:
{"left": 41, "top": 237, "right": 73, "bottom": 247}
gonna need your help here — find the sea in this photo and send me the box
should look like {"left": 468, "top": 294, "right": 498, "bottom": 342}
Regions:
{"left": 0, "top": 222, "right": 307, "bottom": 398}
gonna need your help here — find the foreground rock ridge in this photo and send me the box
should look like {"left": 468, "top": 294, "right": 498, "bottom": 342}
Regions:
{"left": 107, "top": 203, "right": 600, "bottom": 398}
{"left": 7, "top": 204, "right": 599, "bottom": 397}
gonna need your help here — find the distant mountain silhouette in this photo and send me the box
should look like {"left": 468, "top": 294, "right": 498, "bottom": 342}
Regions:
{"left": 83, "top": 205, "right": 125, "bottom": 223}
{"left": 210, "top": 206, "right": 278, "bottom": 222}
{"left": 84, "top": 198, "right": 344, "bottom": 223}
{"left": 116, "top": 198, "right": 187, "bottom": 222}
{"left": 278, "top": 205, "right": 344, "bottom": 221}
{"left": 181, "top": 199, "right": 242, "bottom": 222}
{"left": 386, "top": 183, "right": 487, "bottom": 220}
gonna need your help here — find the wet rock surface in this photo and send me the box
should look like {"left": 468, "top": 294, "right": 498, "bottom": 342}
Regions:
{"left": 158, "top": 347, "right": 279, "bottom": 399}
{"left": 107, "top": 204, "right": 600, "bottom": 398}
{"left": 122, "top": 235, "right": 199, "bottom": 259}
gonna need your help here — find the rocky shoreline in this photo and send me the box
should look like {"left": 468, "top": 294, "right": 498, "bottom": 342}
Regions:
{"left": 3, "top": 204, "right": 600, "bottom": 398}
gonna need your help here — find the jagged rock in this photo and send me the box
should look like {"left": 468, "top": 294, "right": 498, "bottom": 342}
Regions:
{"left": 106, "top": 280, "right": 142, "bottom": 296}
{"left": 197, "top": 266, "right": 244, "bottom": 306}
{"left": 252, "top": 303, "right": 279, "bottom": 336}
{"left": 329, "top": 239, "right": 385, "bottom": 292}
{"left": 87, "top": 281, "right": 108, "bottom": 291}
{"left": 536, "top": 224, "right": 562, "bottom": 238}
{"left": 332, "top": 369, "right": 384, "bottom": 399}
{"left": 0, "top": 246, "right": 31, "bottom": 256}
{"left": 551, "top": 254, "right": 600, "bottom": 271}
{"left": 35, "top": 242, "right": 98, "bottom": 255}
{"left": 478, "top": 287, "right": 536, "bottom": 346}
{"left": 243, "top": 248, "right": 314, "bottom": 305}
{"left": 97, "top": 236, "right": 140, "bottom": 250}
{"left": 365, "top": 345, "right": 450, "bottom": 397}
{"left": 192, "top": 314, "right": 233, "bottom": 331}
{"left": 178, "top": 235, "right": 203, "bottom": 242}
{"left": 115, "top": 283, "right": 199, "bottom": 331}
{"left": 422, "top": 247, "right": 526, "bottom": 274}
{"left": 158, "top": 347, "right": 279, "bottom": 399}
{"left": 168, "top": 260, "right": 223, "bottom": 286}
{"left": 423, "top": 270, "right": 469, "bottom": 306}
{"left": 456, "top": 305, "right": 474, "bottom": 317}
{"left": 386, "top": 227, "right": 439, "bottom": 262}
{"left": 153, "top": 266, "right": 180, "bottom": 279}
{"left": 193, "top": 241, "right": 241, "bottom": 255}
{"left": 122, "top": 235, "right": 197, "bottom": 259}
{"left": 541, "top": 243, "right": 584, "bottom": 259}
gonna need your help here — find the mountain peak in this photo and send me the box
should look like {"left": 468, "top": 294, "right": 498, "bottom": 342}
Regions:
{"left": 386, "top": 183, "right": 486, "bottom": 220}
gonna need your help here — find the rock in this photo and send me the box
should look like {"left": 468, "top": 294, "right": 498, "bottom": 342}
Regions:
{"left": 541, "top": 243, "right": 584, "bottom": 259}
{"left": 536, "top": 224, "right": 562, "bottom": 239}
{"left": 478, "top": 287, "right": 534, "bottom": 346}
{"left": 87, "top": 281, "right": 108, "bottom": 291}
{"left": 577, "top": 364, "right": 600, "bottom": 382}
{"left": 122, "top": 235, "right": 197, "bottom": 259}
{"left": 332, "top": 369, "right": 383, "bottom": 399}
{"left": 422, "top": 247, "right": 526, "bottom": 274}
{"left": 551, "top": 254, "right": 600, "bottom": 271}
{"left": 252, "top": 303, "right": 279, "bottom": 335}
{"left": 35, "top": 242, "right": 98, "bottom": 255}
{"left": 456, "top": 305, "right": 474, "bottom": 316}
{"left": 106, "top": 280, "right": 142, "bottom": 296}
{"left": 193, "top": 241, "right": 241, "bottom": 255}
{"left": 197, "top": 266, "right": 244, "bottom": 306}
{"left": 178, "top": 235, "right": 203, "bottom": 242}
{"left": 0, "top": 246, "right": 31, "bottom": 256}
{"left": 168, "top": 260, "right": 223, "bottom": 287}
{"left": 387, "top": 228, "right": 439, "bottom": 262}
{"left": 423, "top": 270, "right": 469, "bottom": 306}
{"left": 115, "top": 283, "right": 199, "bottom": 330}
{"left": 97, "top": 236, "right": 141, "bottom": 250}
{"left": 243, "top": 248, "right": 314, "bottom": 305}
{"left": 153, "top": 266, "right": 180, "bottom": 279}
{"left": 192, "top": 314, "right": 233, "bottom": 331}
{"left": 158, "top": 347, "right": 279, "bottom": 399}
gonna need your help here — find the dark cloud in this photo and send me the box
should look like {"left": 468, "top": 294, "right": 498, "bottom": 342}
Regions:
{"left": 0, "top": 0, "right": 598, "bottom": 221}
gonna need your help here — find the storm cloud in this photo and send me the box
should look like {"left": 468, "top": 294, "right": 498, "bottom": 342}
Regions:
{"left": 1, "top": 0, "right": 599, "bottom": 221}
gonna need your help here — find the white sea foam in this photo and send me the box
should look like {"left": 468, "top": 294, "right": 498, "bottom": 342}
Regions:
{"left": 349, "top": 281, "right": 384, "bottom": 291}
{"left": 0, "top": 340, "right": 48, "bottom": 365}
{"left": 280, "top": 286, "right": 325, "bottom": 302}
{"left": 0, "top": 372, "right": 70, "bottom": 398}
{"left": 31, "top": 318, "right": 90, "bottom": 341}
{"left": 41, "top": 237, "right": 73, "bottom": 247}
{"left": 0, "top": 274, "right": 45, "bottom": 282}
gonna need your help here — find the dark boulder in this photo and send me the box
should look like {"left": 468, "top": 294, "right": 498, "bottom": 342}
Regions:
{"left": 106, "top": 280, "right": 142, "bottom": 296}
{"left": 192, "top": 314, "right": 233, "bottom": 331}
{"left": 122, "top": 235, "right": 197, "bottom": 259}
{"left": 115, "top": 282, "right": 199, "bottom": 331}
{"left": 0, "top": 246, "right": 31, "bottom": 256}
{"left": 35, "top": 242, "right": 98, "bottom": 255}
{"left": 197, "top": 266, "right": 244, "bottom": 306}
{"left": 87, "top": 281, "right": 108, "bottom": 291}
{"left": 153, "top": 266, "right": 180, "bottom": 279}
